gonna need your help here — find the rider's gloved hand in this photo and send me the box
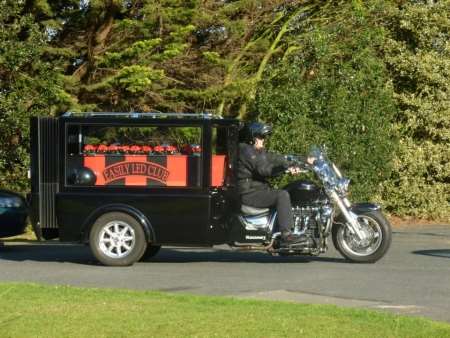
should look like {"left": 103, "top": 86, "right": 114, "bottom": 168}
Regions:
{"left": 286, "top": 166, "right": 304, "bottom": 175}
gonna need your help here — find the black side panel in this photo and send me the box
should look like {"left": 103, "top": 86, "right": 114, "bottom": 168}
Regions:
{"left": 56, "top": 192, "right": 211, "bottom": 244}
{"left": 30, "top": 117, "right": 59, "bottom": 239}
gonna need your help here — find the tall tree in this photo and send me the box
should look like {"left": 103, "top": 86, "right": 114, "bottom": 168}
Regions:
{"left": 31, "top": 0, "right": 203, "bottom": 112}
{"left": 0, "top": 1, "right": 67, "bottom": 191}
{"left": 196, "top": 0, "right": 325, "bottom": 118}
{"left": 33, "top": 0, "right": 325, "bottom": 115}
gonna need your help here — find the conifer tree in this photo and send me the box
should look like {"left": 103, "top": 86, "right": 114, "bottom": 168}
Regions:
{"left": 0, "top": 1, "right": 67, "bottom": 191}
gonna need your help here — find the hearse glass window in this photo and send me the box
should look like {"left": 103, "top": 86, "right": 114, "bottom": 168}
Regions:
{"left": 66, "top": 125, "right": 202, "bottom": 188}
{"left": 211, "top": 126, "right": 228, "bottom": 187}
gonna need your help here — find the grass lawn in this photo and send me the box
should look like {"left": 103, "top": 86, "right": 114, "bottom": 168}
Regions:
{"left": 0, "top": 283, "right": 449, "bottom": 338}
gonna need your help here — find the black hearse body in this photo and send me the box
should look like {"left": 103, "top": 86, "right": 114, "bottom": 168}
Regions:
{"left": 30, "top": 113, "right": 240, "bottom": 255}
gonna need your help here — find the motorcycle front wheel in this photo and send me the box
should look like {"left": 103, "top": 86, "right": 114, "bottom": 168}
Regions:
{"left": 332, "top": 210, "right": 392, "bottom": 263}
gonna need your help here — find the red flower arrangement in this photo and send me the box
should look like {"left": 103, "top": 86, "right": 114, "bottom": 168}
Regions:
{"left": 165, "top": 145, "right": 178, "bottom": 154}
{"left": 153, "top": 145, "right": 165, "bottom": 154}
{"left": 181, "top": 144, "right": 201, "bottom": 155}
{"left": 83, "top": 144, "right": 97, "bottom": 153}
{"left": 83, "top": 144, "right": 183, "bottom": 155}
{"left": 129, "top": 145, "right": 142, "bottom": 153}
{"left": 191, "top": 144, "right": 202, "bottom": 154}
{"left": 97, "top": 144, "right": 108, "bottom": 153}
{"left": 107, "top": 144, "right": 120, "bottom": 153}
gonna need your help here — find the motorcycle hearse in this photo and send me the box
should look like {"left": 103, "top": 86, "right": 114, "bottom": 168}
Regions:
{"left": 29, "top": 112, "right": 391, "bottom": 266}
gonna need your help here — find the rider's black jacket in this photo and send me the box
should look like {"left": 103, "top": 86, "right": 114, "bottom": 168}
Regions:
{"left": 237, "top": 143, "right": 289, "bottom": 195}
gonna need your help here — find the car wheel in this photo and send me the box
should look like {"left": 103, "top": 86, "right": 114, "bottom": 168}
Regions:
{"left": 89, "top": 212, "right": 147, "bottom": 266}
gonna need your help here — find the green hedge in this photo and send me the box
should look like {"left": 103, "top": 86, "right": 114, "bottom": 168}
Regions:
{"left": 254, "top": 1, "right": 449, "bottom": 220}
{"left": 380, "top": 1, "right": 450, "bottom": 219}
{"left": 254, "top": 1, "right": 397, "bottom": 203}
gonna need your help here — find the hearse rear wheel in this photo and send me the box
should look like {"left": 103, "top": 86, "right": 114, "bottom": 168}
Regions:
{"left": 90, "top": 212, "right": 147, "bottom": 266}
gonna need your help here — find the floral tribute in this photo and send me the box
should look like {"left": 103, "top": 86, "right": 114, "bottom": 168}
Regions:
{"left": 82, "top": 144, "right": 201, "bottom": 155}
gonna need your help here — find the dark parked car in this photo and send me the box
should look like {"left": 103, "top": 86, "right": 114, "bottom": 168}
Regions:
{"left": 0, "top": 189, "right": 28, "bottom": 238}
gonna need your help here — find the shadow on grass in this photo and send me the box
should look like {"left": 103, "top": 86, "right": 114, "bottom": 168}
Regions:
{"left": 0, "top": 243, "right": 347, "bottom": 265}
{"left": 412, "top": 249, "right": 450, "bottom": 259}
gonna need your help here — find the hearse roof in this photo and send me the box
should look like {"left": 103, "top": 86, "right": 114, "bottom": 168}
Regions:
{"left": 61, "top": 111, "right": 238, "bottom": 123}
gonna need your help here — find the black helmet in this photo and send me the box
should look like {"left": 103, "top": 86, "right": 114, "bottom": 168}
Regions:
{"left": 245, "top": 122, "right": 272, "bottom": 142}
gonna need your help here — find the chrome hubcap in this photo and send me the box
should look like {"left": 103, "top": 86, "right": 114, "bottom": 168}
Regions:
{"left": 339, "top": 215, "right": 383, "bottom": 256}
{"left": 99, "top": 221, "right": 136, "bottom": 258}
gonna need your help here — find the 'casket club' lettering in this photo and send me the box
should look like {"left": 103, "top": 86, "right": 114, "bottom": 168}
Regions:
{"left": 103, "top": 161, "right": 170, "bottom": 184}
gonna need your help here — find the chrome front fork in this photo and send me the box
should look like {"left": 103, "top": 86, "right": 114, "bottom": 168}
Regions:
{"left": 330, "top": 191, "right": 367, "bottom": 241}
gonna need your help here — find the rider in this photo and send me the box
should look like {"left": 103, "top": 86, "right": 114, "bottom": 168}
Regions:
{"left": 237, "top": 121, "right": 307, "bottom": 244}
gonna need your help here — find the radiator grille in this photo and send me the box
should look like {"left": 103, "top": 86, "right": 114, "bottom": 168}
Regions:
{"left": 36, "top": 117, "right": 59, "bottom": 229}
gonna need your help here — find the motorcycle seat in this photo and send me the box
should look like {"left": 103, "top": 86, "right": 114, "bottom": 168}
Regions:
{"left": 241, "top": 204, "right": 270, "bottom": 215}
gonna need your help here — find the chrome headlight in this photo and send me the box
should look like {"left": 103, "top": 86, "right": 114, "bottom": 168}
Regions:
{"left": 314, "top": 160, "right": 329, "bottom": 177}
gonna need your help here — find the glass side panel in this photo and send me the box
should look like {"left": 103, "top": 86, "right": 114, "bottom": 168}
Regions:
{"left": 66, "top": 125, "right": 202, "bottom": 188}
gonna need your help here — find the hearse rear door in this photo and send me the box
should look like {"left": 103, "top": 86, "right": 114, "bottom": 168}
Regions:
{"left": 205, "top": 123, "right": 239, "bottom": 244}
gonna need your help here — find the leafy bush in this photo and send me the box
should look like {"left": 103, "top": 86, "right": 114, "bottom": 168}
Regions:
{"left": 254, "top": 1, "right": 397, "bottom": 203}
{"left": 380, "top": 0, "right": 450, "bottom": 220}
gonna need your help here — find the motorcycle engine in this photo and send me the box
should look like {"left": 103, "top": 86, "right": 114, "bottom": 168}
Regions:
{"left": 292, "top": 204, "right": 333, "bottom": 239}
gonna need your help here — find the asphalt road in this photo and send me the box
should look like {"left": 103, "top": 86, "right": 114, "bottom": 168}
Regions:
{"left": 1, "top": 226, "right": 450, "bottom": 323}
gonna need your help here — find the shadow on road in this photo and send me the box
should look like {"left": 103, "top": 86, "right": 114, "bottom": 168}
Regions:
{"left": 0, "top": 244, "right": 348, "bottom": 265}
{"left": 0, "top": 244, "right": 98, "bottom": 265}
{"left": 412, "top": 249, "right": 450, "bottom": 259}
{"left": 394, "top": 231, "right": 450, "bottom": 238}
{"left": 147, "top": 248, "right": 348, "bottom": 264}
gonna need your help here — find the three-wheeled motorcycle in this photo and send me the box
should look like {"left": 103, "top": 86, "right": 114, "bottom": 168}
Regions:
{"left": 29, "top": 112, "right": 391, "bottom": 266}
